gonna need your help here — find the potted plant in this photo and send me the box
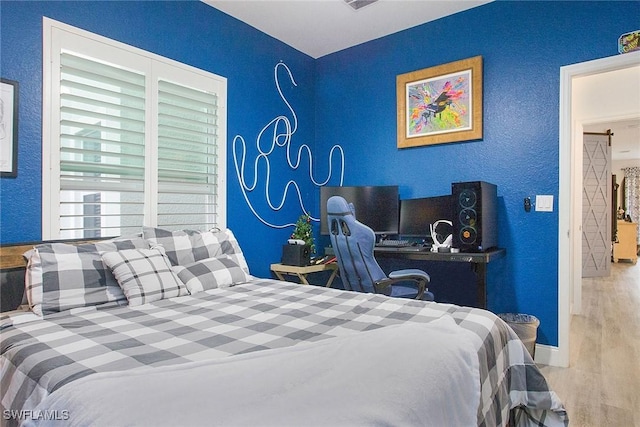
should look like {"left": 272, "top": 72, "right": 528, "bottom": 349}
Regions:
{"left": 281, "top": 213, "right": 315, "bottom": 267}
{"left": 290, "top": 212, "right": 315, "bottom": 254}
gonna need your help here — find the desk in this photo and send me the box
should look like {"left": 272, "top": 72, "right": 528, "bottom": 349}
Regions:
{"left": 373, "top": 247, "right": 506, "bottom": 309}
{"left": 270, "top": 263, "right": 339, "bottom": 287}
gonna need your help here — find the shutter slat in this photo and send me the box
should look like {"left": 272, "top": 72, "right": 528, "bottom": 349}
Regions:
{"left": 158, "top": 144, "right": 216, "bottom": 159}
{"left": 61, "top": 105, "right": 145, "bottom": 129}
{"left": 158, "top": 136, "right": 216, "bottom": 153}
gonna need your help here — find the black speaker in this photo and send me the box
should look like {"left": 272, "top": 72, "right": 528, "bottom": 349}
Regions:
{"left": 281, "top": 244, "right": 311, "bottom": 266}
{"left": 451, "top": 181, "right": 498, "bottom": 252}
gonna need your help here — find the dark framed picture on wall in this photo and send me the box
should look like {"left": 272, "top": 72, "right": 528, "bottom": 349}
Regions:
{"left": 397, "top": 56, "right": 483, "bottom": 148}
{"left": 1, "top": 78, "right": 19, "bottom": 178}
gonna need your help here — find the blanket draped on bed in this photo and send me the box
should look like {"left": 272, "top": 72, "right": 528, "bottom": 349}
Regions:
{"left": 1, "top": 280, "right": 567, "bottom": 427}
{"left": 23, "top": 319, "right": 480, "bottom": 427}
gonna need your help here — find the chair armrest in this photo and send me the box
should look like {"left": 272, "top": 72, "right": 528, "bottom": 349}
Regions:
{"left": 389, "top": 269, "right": 430, "bottom": 282}
{"left": 374, "top": 269, "right": 430, "bottom": 300}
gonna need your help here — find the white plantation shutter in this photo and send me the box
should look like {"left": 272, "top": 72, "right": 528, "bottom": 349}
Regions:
{"left": 157, "top": 81, "right": 219, "bottom": 230}
{"left": 58, "top": 53, "right": 146, "bottom": 238}
{"left": 43, "top": 19, "right": 227, "bottom": 239}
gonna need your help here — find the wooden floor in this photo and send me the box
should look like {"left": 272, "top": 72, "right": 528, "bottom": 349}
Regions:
{"left": 538, "top": 259, "right": 640, "bottom": 426}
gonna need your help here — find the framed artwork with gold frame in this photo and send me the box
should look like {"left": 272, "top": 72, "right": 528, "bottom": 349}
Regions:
{"left": 397, "top": 56, "right": 482, "bottom": 148}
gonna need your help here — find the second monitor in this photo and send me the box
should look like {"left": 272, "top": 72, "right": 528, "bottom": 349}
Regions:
{"left": 399, "top": 195, "right": 454, "bottom": 240}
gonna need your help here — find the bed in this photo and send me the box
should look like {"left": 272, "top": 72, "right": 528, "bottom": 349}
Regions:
{"left": 0, "top": 228, "right": 568, "bottom": 427}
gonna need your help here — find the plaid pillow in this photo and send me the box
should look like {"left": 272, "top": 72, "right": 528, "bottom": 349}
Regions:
{"left": 143, "top": 227, "right": 250, "bottom": 274}
{"left": 172, "top": 255, "right": 252, "bottom": 294}
{"left": 24, "top": 238, "right": 148, "bottom": 316}
{"left": 102, "top": 247, "right": 188, "bottom": 306}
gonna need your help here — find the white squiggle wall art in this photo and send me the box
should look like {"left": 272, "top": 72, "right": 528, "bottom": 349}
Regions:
{"left": 232, "top": 62, "right": 345, "bottom": 228}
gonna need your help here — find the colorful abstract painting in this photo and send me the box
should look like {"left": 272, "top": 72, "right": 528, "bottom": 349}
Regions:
{"left": 406, "top": 70, "right": 472, "bottom": 138}
{"left": 396, "top": 56, "right": 482, "bottom": 148}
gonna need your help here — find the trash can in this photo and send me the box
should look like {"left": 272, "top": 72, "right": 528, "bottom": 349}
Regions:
{"left": 497, "top": 313, "right": 540, "bottom": 358}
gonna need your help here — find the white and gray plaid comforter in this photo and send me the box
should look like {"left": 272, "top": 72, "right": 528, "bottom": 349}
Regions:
{"left": 1, "top": 279, "right": 567, "bottom": 427}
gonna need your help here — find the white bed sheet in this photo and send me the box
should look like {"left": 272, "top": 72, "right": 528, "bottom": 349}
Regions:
{"left": 25, "top": 317, "right": 480, "bottom": 427}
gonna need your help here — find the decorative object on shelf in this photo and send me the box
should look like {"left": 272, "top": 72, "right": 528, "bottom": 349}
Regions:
{"left": 396, "top": 56, "right": 482, "bottom": 148}
{"left": 0, "top": 78, "right": 19, "bottom": 178}
{"left": 618, "top": 30, "right": 639, "bottom": 54}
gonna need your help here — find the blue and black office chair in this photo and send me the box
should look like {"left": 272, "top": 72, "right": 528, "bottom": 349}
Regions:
{"left": 327, "top": 195, "right": 434, "bottom": 300}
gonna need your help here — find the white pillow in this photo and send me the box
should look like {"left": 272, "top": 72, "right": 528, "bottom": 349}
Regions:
{"left": 102, "top": 247, "right": 188, "bottom": 306}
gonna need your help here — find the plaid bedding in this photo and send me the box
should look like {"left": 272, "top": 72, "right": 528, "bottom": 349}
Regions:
{"left": 1, "top": 280, "right": 567, "bottom": 427}
{"left": 24, "top": 238, "right": 148, "bottom": 316}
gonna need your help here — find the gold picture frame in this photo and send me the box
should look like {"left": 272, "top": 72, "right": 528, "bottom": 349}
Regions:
{"left": 397, "top": 56, "right": 482, "bottom": 148}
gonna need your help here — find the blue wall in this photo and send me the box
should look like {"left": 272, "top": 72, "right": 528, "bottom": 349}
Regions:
{"left": 1, "top": 1, "right": 638, "bottom": 346}
{"left": 0, "top": 1, "right": 317, "bottom": 278}
{"left": 315, "top": 0, "right": 639, "bottom": 346}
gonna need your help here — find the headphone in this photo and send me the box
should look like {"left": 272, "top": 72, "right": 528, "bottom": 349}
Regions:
{"left": 430, "top": 220, "right": 453, "bottom": 250}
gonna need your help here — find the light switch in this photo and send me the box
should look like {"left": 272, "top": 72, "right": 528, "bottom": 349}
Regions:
{"left": 535, "top": 195, "right": 554, "bottom": 212}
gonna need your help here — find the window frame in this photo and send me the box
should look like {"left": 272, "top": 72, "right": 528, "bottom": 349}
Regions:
{"left": 42, "top": 17, "right": 227, "bottom": 239}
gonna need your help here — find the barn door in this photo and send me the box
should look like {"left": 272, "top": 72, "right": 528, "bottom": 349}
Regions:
{"left": 582, "top": 131, "right": 612, "bottom": 278}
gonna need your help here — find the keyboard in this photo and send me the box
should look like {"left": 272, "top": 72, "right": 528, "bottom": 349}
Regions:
{"left": 377, "top": 239, "right": 410, "bottom": 247}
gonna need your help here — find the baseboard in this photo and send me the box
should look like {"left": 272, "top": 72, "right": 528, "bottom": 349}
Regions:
{"left": 534, "top": 344, "right": 568, "bottom": 367}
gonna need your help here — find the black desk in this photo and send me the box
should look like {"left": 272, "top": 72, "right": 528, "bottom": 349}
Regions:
{"left": 374, "top": 247, "right": 506, "bottom": 309}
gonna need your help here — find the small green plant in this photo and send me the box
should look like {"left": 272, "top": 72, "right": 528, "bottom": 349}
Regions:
{"left": 291, "top": 212, "right": 315, "bottom": 253}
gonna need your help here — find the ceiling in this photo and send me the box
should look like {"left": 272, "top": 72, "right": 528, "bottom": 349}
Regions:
{"left": 203, "top": 0, "right": 491, "bottom": 59}
{"left": 203, "top": 0, "right": 639, "bottom": 162}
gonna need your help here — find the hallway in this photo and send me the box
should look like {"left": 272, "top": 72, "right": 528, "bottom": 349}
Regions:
{"left": 539, "top": 260, "right": 640, "bottom": 426}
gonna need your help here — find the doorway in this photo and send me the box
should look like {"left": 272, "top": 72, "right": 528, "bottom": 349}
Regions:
{"left": 555, "top": 51, "right": 640, "bottom": 368}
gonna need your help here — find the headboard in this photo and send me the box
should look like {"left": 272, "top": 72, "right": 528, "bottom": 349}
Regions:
{"left": 0, "top": 239, "right": 105, "bottom": 312}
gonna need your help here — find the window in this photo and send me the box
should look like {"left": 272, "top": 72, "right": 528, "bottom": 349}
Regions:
{"left": 43, "top": 18, "right": 227, "bottom": 239}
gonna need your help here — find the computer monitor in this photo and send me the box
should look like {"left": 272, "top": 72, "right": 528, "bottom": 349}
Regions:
{"left": 399, "top": 195, "right": 454, "bottom": 238}
{"left": 320, "top": 186, "right": 399, "bottom": 235}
